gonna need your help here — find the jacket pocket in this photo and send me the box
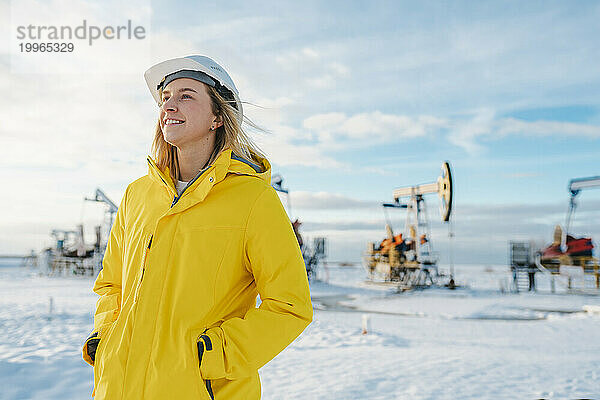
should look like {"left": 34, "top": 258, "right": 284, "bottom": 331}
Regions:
{"left": 93, "top": 320, "right": 118, "bottom": 396}
{"left": 133, "top": 234, "right": 153, "bottom": 303}
{"left": 194, "top": 330, "right": 215, "bottom": 400}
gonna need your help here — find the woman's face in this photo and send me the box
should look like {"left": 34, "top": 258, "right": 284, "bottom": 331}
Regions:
{"left": 159, "top": 78, "right": 219, "bottom": 148}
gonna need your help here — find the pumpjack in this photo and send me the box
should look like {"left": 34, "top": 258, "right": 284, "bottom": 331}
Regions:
{"left": 364, "top": 162, "right": 454, "bottom": 290}
{"left": 510, "top": 175, "right": 600, "bottom": 292}
{"left": 538, "top": 175, "right": 600, "bottom": 290}
{"left": 42, "top": 188, "right": 118, "bottom": 276}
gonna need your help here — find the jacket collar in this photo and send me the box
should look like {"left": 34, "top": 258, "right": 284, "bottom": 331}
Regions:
{"left": 147, "top": 156, "right": 176, "bottom": 196}
{"left": 147, "top": 148, "right": 271, "bottom": 213}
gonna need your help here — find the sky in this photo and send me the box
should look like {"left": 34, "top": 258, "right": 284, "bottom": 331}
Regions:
{"left": 0, "top": 0, "right": 599, "bottom": 264}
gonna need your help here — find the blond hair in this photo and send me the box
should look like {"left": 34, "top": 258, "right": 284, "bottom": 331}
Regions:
{"left": 151, "top": 85, "right": 265, "bottom": 184}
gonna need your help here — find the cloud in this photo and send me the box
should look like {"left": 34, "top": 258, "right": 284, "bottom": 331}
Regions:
{"left": 258, "top": 103, "right": 600, "bottom": 166}
{"left": 275, "top": 47, "right": 319, "bottom": 67}
{"left": 447, "top": 109, "right": 600, "bottom": 154}
{"left": 255, "top": 131, "right": 348, "bottom": 169}
{"left": 447, "top": 109, "right": 495, "bottom": 154}
{"left": 328, "top": 62, "right": 350, "bottom": 78}
{"left": 275, "top": 47, "right": 351, "bottom": 89}
{"left": 291, "top": 191, "right": 377, "bottom": 210}
{"left": 303, "top": 112, "right": 346, "bottom": 129}
{"left": 302, "top": 111, "right": 446, "bottom": 149}
{"left": 0, "top": 65, "right": 155, "bottom": 170}
{"left": 496, "top": 118, "right": 600, "bottom": 138}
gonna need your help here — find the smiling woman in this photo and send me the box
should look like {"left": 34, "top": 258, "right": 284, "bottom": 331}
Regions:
{"left": 81, "top": 55, "right": 313, "bottom": 400}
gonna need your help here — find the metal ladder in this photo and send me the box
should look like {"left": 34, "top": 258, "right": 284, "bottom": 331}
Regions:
{"left": 513, "top": 267, "right": 531, "bottom": 292}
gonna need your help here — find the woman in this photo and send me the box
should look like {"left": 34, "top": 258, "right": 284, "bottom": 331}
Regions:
{"left": 82, "top": 55, "right": 313, "bottom": 400}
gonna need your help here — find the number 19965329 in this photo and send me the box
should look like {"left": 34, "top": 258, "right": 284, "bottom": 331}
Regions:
{"left": 19, "top": 42, "right": 74, "bottom": 52}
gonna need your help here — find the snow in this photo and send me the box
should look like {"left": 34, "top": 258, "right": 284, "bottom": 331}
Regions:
{"left": 1, "top": 259, "right": 599, "bottom": 399}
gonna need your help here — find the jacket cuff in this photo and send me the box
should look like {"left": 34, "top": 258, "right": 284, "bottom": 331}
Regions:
{"left": 82, "top": 332, "right": 100, "bottom": 366}
{"left": 198, "top": 329, "right": 226, "bottom": 380}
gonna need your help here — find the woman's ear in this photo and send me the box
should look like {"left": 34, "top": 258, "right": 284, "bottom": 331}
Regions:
{"left": 213, "top": 115, "right": 224, "bottom": 129}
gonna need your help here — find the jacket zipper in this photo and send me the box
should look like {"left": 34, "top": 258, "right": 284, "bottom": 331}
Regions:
{"left": 171, "top": 165, "right": 213, "bottom": 208}
{"left": 134, "top": 234, "right": 153, "bottom": 303}
{"left": 147, "top": 156, "right": 214, "bottom": 209}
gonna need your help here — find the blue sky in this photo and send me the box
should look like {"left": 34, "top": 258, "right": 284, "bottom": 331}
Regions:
{"left": 1, "top": 0, "right": 599, "bottom": 264}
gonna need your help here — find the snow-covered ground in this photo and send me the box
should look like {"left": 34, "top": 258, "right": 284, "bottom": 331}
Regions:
{"left": 1, "top": 259, "right": 599, "bottom": 399}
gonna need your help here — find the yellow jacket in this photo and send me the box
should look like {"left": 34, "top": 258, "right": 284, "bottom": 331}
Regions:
{"left": 82, "top": 149, "right": 313, "bottom": 399}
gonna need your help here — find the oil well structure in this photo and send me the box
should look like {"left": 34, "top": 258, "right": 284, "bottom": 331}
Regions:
{"left": 41, "top": 188, "right": 117, "bottom": 276}
{"left": 364, "top": 161, "right": 454, "bottom": 291}
{"left": 510, "top": 175, "right": 600, "bottom": 292}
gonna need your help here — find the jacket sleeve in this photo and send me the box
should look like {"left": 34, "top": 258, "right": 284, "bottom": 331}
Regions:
{"left": 198, "top": 186, "right": 313, "bottom": 379}
{"left": 82, "top": 185, "right": 129, "bottom": 366}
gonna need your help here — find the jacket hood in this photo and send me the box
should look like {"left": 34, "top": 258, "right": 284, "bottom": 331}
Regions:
{"left": 146, "top": 149, "right": 271, "bottom": 210}
{"left": 227, "top": 150, "right": 271, "bottom": 182}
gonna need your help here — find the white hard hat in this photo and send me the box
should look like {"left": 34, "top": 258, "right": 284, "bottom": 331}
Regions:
{"left": 144, "top": 55, "right": 243, "bottom": 123}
